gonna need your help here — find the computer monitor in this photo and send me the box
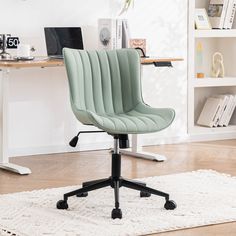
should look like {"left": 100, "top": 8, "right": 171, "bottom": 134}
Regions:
{"left": 44, "top": 27, "right": 84, "bottom": 58}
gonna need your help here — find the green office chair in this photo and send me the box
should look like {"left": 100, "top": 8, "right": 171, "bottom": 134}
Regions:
{"left": 57, "top": 48, "right": 177, "bottom": 219}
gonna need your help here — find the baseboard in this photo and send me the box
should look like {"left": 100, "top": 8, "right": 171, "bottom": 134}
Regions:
{"left": 8, "top": 132, "right": 236, "bottom": 158}
{"left": 142, "top": 132, "right": 236, "bottom": 146}
{"left": 141, "top": 134, "right": 189, "bottom": 146}
{"left": 8, "top": 141, "right": 114, "bottom": 158}
{"left": 188, "top": 132, "right": 236, "bottom": 143}
{"left": 8, "top": 135, "right": 190, "bottom": 158}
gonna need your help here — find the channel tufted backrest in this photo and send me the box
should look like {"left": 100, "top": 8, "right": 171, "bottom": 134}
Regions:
{"left": 63, "top": 48, "right": 142, "bottom": 124}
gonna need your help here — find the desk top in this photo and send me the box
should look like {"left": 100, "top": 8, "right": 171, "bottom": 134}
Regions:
{"left": 141, "top": 57, "right": 183, "bottom": 64}
{"left": 0, "top": 58, "right": 64, "bottom": 68}
{"left": 0, "top": 57, "right": 183, "bottom": 69}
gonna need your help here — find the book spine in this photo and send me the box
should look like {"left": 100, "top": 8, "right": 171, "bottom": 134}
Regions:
{"left": 112, "top": 19, "right": 117, "bottom": 50}
{"left": 228, "top": 0, "right": 236, "bottom": 28}
{"left": 219, "top": 95, "right": 233, "bottom": 126}
{"left": 215, "top": 96, "right": 227, "bottom": 126}
{"left": 220, "top": 0, "right": 230, "bottom": 28}
{"left": 122, "top": 19, "right": 130, "bottom": 48}
{"left": 224, "top": 95, "right": 236, "bottom": 126}
{"left": 116, "top": 19, "right": 122, "bottom": 49}
{"left": 224, "top": 0, "right": 233, "bottom": 28}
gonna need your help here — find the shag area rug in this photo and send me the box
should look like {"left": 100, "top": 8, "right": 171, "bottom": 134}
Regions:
{"left": 0, "top": 170, "right": 236, "bottom": 236}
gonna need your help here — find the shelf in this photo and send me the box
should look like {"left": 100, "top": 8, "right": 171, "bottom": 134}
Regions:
{"left": 193, "top": 77, "right": 236, "bottom": 87}
{"left": 195, "top": 29, "right": 236, "bottom": 38}
{"left": 192, "top": 125, "right": 236, "bottom": 135}
{"left": 188, "top": 1, "right": 236, "bottom": 140}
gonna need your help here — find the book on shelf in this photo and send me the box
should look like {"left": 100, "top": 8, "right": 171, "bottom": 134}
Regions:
{"left": 122, "top": 19, "right": 131, "bottom": 48}
{"left": 213, "top": 94, "right": 229, "bottom": 126}
{"left": 98, "top": 18, "right": 117, "bottom": 50}
{"left": 98, "top": 18, "right": 130, "bottom": 50}
{"left": 213, "top": 95, "right": 228, "bottom": 127}
{"left": 197, "top": 97, "right": 222, "bottom": 127}
{"left": 208, "top": 0, "right": 230, "bottom": 29}
{"left": 197, "top": 94, "right": 236, "bottom": 128}
{"left": 218, "top": 94, "right": 234, "bottom": 126}
{"left": 223, "top": 95, "right": 236, "bottom": 126}
{"left": 224, "top": 0, "right": 236, "bottom": 28}
{"left": 116, "top": 19, "right": 123, "bottom": 49}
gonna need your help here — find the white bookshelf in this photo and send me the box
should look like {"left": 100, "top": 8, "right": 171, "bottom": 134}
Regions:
{"left": 188, "top": 0, "right": 236, "bottom": 140}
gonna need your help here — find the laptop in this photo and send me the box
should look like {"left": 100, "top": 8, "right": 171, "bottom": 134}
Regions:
{"left": 44, "top": 27, "right": 84, "bottom": 59}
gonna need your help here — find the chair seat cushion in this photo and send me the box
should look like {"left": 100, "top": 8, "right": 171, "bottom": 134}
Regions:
{"left": 86, "top": 103, "right": 175, "bottom": 134}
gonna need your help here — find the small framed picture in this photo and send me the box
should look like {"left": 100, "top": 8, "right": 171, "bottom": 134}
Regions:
{"left": 195, "top": 8, "right": 212, "bottom": 30}
{"left": 129, "top": 39, "right": 146, "bottom": 53}
{"left": 129, "top": 39, "right": 147, "bottom": 57}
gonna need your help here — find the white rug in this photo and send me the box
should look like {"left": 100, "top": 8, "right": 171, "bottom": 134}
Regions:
{"left": 0, "top": 170, "right": 236, "bottom": 236}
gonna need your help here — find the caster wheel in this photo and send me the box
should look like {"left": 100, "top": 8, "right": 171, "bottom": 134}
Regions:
{"left": 164, "top": 200, "right": 177, "bottom": 210}
{"left": 76, "top": 192, "right": 88, "bottom": 197}
{"left": 111, "top": 208, "right": 122, "bottom": 219}
{"left": 140, "top": 191, "right": 151, "bottom": 197}
{"left": 56, "top": 200, "right": 68, "bottom": 210}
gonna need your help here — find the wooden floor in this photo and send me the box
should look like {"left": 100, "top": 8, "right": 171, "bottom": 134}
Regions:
{"left": 1, "top": 140, "right": 236, "bottom": 235}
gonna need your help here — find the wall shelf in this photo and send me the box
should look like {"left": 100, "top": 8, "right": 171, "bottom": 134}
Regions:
{"left": 195, "top": 29, "right": 236, "bottom": 38}
{"left": 194, "top": 77, "right": 236, "bottom": 87}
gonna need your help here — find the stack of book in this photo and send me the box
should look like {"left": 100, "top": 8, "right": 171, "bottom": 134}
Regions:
{"left": 98, "top": 19, "right": 130, "bottom": 50}
{"left": 208, "top": 0, "right": 236, "bottom": 29}
{"left": 197, "top": 94, "right": 236, "bottom": 127}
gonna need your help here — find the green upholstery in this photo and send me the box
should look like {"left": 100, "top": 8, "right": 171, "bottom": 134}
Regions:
{"left": 63, "top": 48, "right": 175, "bottom": 134}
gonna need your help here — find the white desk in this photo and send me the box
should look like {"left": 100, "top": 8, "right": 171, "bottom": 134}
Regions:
{"left": 0, "top": 57, "right": 182, "bottom": 174}
{"left": 0, "top": 59, "right": 63, "bottom": 174}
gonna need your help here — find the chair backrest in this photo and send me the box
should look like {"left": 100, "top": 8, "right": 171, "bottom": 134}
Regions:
{"left": 63, "top": 48, "right": 142, "bottom": 123}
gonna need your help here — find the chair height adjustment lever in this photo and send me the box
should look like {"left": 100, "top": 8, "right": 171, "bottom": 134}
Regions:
{"left": 69, "top": 130, "right": 106, "bottom": 147}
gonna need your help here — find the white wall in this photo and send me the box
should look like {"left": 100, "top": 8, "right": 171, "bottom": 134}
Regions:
{"left": 1, "top": 0, "right": 188, "bottom": 157}
{"left": 122, "top": 0, "right": 188, "bottom": 144}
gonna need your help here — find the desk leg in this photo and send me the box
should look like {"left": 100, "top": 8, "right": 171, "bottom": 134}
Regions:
{"left": 120, "top": 134, "right": 167, "bottom": 162}
{"left": 120, "top": 65, "right": 166, "bottom": 162}
{"left": 0, "top": 69, "right": 31, "bottom": 175}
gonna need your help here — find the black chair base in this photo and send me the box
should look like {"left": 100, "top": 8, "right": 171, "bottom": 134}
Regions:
{"left": 57, "top": 175, "right": 177, "bottom": 219}
{"left": 57, "top": 137, "right": 177, "bottom": 219}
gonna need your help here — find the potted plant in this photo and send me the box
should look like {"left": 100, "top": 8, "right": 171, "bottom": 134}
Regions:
{"left": 119, "top": 0, "right": 134, "bottom": 15}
